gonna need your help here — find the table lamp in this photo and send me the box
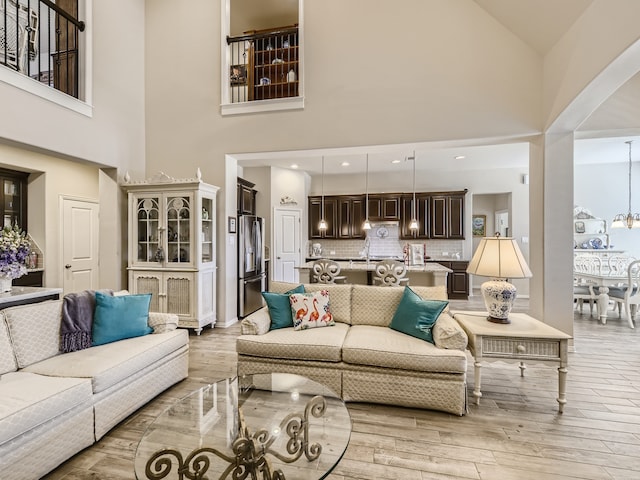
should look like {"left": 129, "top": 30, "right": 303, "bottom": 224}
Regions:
{"left": 466, "top": 234, "right": 532, "bottom": 323}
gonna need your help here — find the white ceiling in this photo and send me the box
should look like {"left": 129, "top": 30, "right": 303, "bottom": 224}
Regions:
{"left": 236, "top": 0, "right": 640, "bottom": 176}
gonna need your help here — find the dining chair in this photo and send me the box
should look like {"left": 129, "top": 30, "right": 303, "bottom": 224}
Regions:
{"left": 607, "top": 255, "right": 637, "bottom": 277}
{"left": 373, "top": 259, "right": 409, "bottom": 287}
{"left": 312, "top": 259, "right": 347, "bottom": 284}
{"left": 573, "top": 254, "right": 602, "bottom": 317}
{"left": 609, "top": 260, "right": 640, "bottom": 328}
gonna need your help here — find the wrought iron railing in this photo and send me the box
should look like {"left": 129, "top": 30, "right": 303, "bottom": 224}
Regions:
{"left": 227, "top": 25, "right": 299, "bottom": 104}
{"left": 1, "top": 0, "right": 84, "bottom": 98}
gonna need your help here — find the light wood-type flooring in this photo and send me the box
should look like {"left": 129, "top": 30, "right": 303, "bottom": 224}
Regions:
{"left": 43, "top": 297, "right": 640, "bottom": 480}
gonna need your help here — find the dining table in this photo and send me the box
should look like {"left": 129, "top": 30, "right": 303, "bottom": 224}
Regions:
{"left": 572, "top": 271, "right": 631, "bottom": 327}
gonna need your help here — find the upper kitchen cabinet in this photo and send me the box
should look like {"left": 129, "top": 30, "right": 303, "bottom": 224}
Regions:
{"left": 0, "top": 168, "right": 28, "bottom": 230}
{"left": 237, "top": 177, "right": 257, "bottom": 215}
{"left": 338, "top": 196, "right": 366, "bottom": 239}
{"left": 368, "top": 195, "right": 400, "bottom": 221}
{"left": 400, "top": 194, "right": 430, "bottom": 239}
{"left": 430, "top": 191, "right": 466, "bottom": 239}
{"left": 309, "top": 196, "right": 337, "bottom": 239}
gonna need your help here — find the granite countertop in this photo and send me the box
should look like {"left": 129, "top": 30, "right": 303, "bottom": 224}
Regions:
{"left": 299, "top": 260, "right": 452, "bottom": 273}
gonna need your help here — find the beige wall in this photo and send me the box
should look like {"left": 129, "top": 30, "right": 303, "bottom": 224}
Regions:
{"left": 0, "top": 144, "right": 100, "bottom": 287}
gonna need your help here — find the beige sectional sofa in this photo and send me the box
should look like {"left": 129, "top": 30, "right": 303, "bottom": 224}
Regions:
{"left": 237, "top": 281, "right": 469, "bottom": 416}
{"left": 0, "top": 299, "right": 189, "bottom": 479}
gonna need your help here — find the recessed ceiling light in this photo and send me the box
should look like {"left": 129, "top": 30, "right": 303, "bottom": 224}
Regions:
{"left": 455, "top": 155, "right": 466, "bottom": 160}
{"left": 291, "top": 164, "right": 299, "bottom": 169}
{"left": 341, "top": 161, "right": 350, "bottom": 167}
{"left": 391, "top": 159, "right": 401, "bottom": 164}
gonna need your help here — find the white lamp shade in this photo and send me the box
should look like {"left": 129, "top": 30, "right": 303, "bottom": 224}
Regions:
{"left": 467, "top": 236, "right": 532, "bottom": 279}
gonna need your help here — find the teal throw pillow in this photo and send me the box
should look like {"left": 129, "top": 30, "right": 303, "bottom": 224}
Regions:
{"left": 263, "top": 285, "right": 305, "bottom": 330}
{"left": 389, "top": 287, "right": 449, "bottom": 344}
{"left": 92, "top": 291, "right": 153, "bottom": 346}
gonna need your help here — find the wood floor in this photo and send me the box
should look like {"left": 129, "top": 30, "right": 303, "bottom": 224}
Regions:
{"left": 43, "top": 299, "right": 640, "bottom": 480}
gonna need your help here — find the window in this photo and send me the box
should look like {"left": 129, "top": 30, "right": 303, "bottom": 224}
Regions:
{"left": 221, "top": 0, "right": 303, "bottom": 115}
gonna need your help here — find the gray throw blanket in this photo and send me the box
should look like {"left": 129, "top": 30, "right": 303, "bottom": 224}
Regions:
{"left": 61, "top": 289, "right": 112, "bottom": 353}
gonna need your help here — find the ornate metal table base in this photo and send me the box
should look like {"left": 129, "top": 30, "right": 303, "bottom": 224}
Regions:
{"left": 145, "top": 395, "right": 326, "bottom": 480}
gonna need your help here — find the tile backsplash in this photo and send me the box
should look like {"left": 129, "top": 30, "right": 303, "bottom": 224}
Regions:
{"left": 307, "top": 223, "right": 465, "bottom": 260}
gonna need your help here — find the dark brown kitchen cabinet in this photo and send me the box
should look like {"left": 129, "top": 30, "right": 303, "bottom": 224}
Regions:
{"left": 338, "top": 196, "right": 366, "bottom": 239}
{"left": 437, "top": 260, "right": 469, "bottom": 299}
{"left": 368, "top": 195, "right": 400, "bottom": 221}
{"left": 309, "top": 197, "right": 337, "bottom": 239}
{"left": 237, "top": 177, "right": 256, "bottom": 215}
{"left": 448, "top": 194, "right": 465, "bottom": 238}
{"left": 400, "top": 194, "right": 430, "bottom": 239}
{"left": 430, "top": 192, "right": 466, "bottom": 239}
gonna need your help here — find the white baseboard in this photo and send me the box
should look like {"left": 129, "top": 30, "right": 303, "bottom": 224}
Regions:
{"left": 215, "top": 317, "right": 239, "bottom": 328}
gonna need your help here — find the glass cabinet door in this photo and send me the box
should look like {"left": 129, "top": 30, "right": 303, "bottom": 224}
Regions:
{"left": 134, "top": 196, "right": 161, "bottom": 263}
{"left": 166, "top": 195, "right": 192, "bottom": 265}
{"left": 2, "top": 178, "right": 23, "bottom": 228}
{"left": 201, "top": 196, "right": 214, "bottom": 264}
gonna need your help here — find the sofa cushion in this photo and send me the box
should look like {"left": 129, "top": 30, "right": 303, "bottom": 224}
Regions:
{"left": 92, "top": 292, "right": 153, "bottom": 346}
{"left": 237, "top": 323, "right": 349, "bottom": 362}
{"left": 269, "top": 281, "right": 302, "bottom": 294}
{"left": 2, "top": 301, "right": 62, "bottom": 369}
{"left": 389, "top": 287, "right": 449, "bottom": 344}
{"left": 0, "top": 372, "right": 92, "bottom": 445}
{"left": 342, "top": 325, "right": 467, "bottom": 374}
{"left": 148, "top": 312, "right": 179, "bottom": 334}
{"left": 290, "top": 290, "right": 335, "bottom": 330}
{"left": 0, "top": 318, "right": 17, "bottom": 375}
{"left": 304, "top": 283, "right": 352, "bottom": 325}
{"left": 22, "top": 329, "right": 188, "bottom": 394}
{"left": 350, "top": 285, "right": 448, "bottom": 327}
{"left": 262, "top": 284, "right": 305, "bottom": 330}
{"left": 432, "top": 312, "right": 468, "bottom": 350}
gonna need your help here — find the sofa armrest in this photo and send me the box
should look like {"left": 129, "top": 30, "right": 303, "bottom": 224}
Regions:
{"left": 433, "top": 311, "right": 468, "bottom": 350}
{"left": 148, "top": 312, "right": 179, "bottom": 334}
{"left": 240, "top": 307, "right": 271, "bottom": 335}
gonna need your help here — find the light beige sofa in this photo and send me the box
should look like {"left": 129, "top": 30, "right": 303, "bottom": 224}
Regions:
{"left": 237, "top": 282, "right": 468, "bottom": 416}
{"left": 0, "top": 299, "right": 189, "bottom": 479}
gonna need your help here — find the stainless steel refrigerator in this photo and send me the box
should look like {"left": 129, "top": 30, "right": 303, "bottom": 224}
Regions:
{"left": 238, "top": 215, "right": 266, "bottom": 318}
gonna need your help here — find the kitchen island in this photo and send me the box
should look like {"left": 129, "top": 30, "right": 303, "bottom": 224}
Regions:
{"left": 297, "top": 260, "right": 451, "bottom": 287}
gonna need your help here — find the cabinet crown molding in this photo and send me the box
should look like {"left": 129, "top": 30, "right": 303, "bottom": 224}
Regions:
{"left": 121, "top": 169, "right": 204, "bottom": 187}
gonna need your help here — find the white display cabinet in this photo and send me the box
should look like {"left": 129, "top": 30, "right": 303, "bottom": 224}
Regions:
{"left": 122, "top": 171, "right": 219, "bottom": 334}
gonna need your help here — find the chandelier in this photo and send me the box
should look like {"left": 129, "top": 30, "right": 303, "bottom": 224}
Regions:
{"left": 611, "top": 140, "right": 640, "bottom": 229}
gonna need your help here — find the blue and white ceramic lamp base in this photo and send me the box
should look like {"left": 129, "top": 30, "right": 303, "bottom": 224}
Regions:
{"left": 481, "top": 279, "right": 517, "bottom": 324}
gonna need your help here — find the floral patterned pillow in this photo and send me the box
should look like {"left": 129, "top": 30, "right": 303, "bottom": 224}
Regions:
{"left": 289, "top": 290, "right": 335, "bottom": 330}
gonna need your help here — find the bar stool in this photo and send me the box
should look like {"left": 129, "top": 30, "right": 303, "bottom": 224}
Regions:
{"left": 373, "top": 259, "right": 409, "bottom": 286}
{"left": 312, "top": 259, "right": 347, "bottom": 284}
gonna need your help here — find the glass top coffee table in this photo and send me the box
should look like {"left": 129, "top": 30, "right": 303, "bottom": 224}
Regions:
{"left": 135, "top": 373, "right": 351, "bottom": 480}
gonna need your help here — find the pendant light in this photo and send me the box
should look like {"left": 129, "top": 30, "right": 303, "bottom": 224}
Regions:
{"left": 363, "top": 154, "right": 371, "bottom": 230}
{"left": 318, "top": 156, "right": 328, "bottom": 230}
{"left": 612, "top": 140, "right": 640, "bottom": 229}
{"left": 409, "top": 152, "right": 418, "bottom": 230}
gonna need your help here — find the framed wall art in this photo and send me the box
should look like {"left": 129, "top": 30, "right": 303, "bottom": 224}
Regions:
{"left": 472, "top": 214, "right": 486, "bottom": 237}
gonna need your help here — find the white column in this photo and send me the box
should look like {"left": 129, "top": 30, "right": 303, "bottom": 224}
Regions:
{"left": 529, "top": 134, "right": 575, "bottom": 339}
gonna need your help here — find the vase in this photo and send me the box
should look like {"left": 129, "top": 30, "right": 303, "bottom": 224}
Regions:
{"left": 0, "top": 275, "right": 12, "bottom": 293}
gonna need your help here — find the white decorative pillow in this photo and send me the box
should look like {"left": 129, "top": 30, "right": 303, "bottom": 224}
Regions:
{"left": 289, "top": 290, "right": 335, "bottom": 330}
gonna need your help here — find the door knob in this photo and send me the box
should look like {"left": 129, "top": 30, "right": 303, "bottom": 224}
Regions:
{"left": 277, "top": 256, "right": 281, "bottom": 259}
{"left": 65, "top": 264, "right": 72, "bottom": 269}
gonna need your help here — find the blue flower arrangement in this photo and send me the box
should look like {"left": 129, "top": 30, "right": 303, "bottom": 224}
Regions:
{"left": 0, "top": 225, "right": 31, "bottom": 279}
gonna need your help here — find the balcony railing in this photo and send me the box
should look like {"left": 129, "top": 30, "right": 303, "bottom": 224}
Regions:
{"left": 1, "top": 0, "right": 84, "bottom": 98}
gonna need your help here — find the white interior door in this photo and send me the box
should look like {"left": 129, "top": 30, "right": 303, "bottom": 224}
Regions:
{"left": 273, "top": 208, "right": 301, "bottom": 283}
{"left": 62, "top": 197, "right": 99, "bottom": 294}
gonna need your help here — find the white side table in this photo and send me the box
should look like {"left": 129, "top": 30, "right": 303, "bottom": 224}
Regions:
{"left": 453, "top": 311, "right": 572, "bottom": 413}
